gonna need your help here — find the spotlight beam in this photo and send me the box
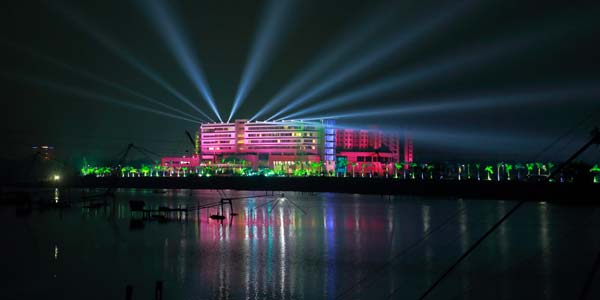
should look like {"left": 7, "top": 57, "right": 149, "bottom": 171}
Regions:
{"left": 326, "top": 122, "right": 556, "bottom": 155}
{"left": 139, "top": 0, "right": 222, "bottom": 122}
{"left": 280, "top": 14, "right": 587, "bottom": 121}
{"left": 228, "top": 0, "right": 296, "bottom": 122}
{"left": 292, "top": 84, "right": 600, "bottom": 121}
{"left": 248, "top": 1, "right": 400, "bottom": 122}
{"left": 3, "top": 41, "right": 205, "bottom": 123}
{"left": 6, "top": 73, "right": 201, "bottom": 124}
{"left": 281, "top": 32, "right": 552, "bottom": 119}
{"left": 52, "top": 2, "right": 215, "bottom": 122}
{"left": 267, "top": 1, "right": 474, "bottom": 121}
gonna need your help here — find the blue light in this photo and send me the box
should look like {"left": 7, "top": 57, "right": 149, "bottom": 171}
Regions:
{"left": 228, "top": 0, "right": 296, "bottom": 122}
{"left": 17, "top": 75, "right": 202, "bottom": 124}
{"left": 53, "top": 2, "right": 215, "bottom": 122}
{"left": 250, "top": 3, "right": 401, "bottom": 122}
{"left": 280, "top": 18, "right": 574, "bottom": 121}
{"left": 267, "top": 1, "right": 473, "bottom": 121}
{"left": 289, "top": 84, "right": 600, "bottom": 122}
{"left": 139, "top": 0, "right": 222, "bottom": 122}
{"left": 3, "top": 41, "right": 206, "bottom": 123}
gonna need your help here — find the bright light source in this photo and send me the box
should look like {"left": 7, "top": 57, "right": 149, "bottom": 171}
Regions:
{"left": 53, "top": 175, "right": 61, "bottom": 181}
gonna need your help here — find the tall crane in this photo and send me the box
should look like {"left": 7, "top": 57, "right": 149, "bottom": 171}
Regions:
{"left": 185, "top": 130, "right": 196, "bottom": 154}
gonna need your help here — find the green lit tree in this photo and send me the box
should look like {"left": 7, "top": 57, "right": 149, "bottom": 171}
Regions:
{"left": 505, "top": 164, "right": 513, "bottom": 180}
{"left": 101, "top": 167, "right": 112, "bottom": 177}
{"left": 394, "top": 162, "right": 402, "bottom": 179}
{"left": 484, "top": 165, "right": 494, "bottom": 181}
{"left": 535, "top": 162, "right": 543, "bottom": 176}
{"left": 547, "top": 162, "right": 555, "bottom": 176}
{"left": 526, "top": 163, "right": 535, "bottom": 177}
{"left": 140, "top": 165, "right": 151, "bottom": 177}
{"left": 120, "top": 166, "right": 128, "bottom": 177}
{"left": 310, "top": 161, "right": 322, "bottom": 176}
{"left": 590, "top": 164, "right": 600, "bottom": 183}
{"left": 475, "top": 163, "right": 481, "bottom": 180}
{"left": 515, "top": 163, "right": 525, "bottom": 181}
{"left": 410, "top": 162, "right": 418, "bottom": 179}
{"left": 426, "top": 164, "right": 435, "bottom": 180}
{"left": 496, "top": 162, "right": 504, "bottom": 181}
{"left": 128, "top": 167, "right": 138, "bottom": 177}
{"left": 466, "top": 164, "right": 471, "bottom": 180}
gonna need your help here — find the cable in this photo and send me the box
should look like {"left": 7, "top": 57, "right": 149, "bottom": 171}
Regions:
{"left": 413, "top": 200, "right": 524, "bottom": 300}
{"left": 531, "top": 112, "right": 595, "bottom": 162}
{"left": 334, "top": 204, "right": 467, "bottom": 300}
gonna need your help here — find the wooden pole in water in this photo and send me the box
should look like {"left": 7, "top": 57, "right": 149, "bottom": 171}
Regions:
{"left": 155, "top": 280, "right": 163, "bottom": 300}
{"left": 125, "top": 285, "right": 133, "bottom": 300}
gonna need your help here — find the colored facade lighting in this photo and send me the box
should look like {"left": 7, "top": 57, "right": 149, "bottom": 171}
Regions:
{"left": 162, "top": 119, "right": 404, "bottom": 176}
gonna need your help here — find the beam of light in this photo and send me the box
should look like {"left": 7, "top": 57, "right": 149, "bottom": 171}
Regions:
{"left": 228, "top": 0, "right": 296, "bottom": 123}
{"left": 248, "top": 1, "right": 401, "bottom": 122}
{"left": 280, "top": 14, "right": 589, "bottom": 121}
{"left": 2, "top": 41, "right": 206, "bottom": 123}
{"left": 290, "top": 84, "right": 600, "bottom": 122}
{"left": 51, "top": 2, "right": 215, "bottom": 122}
{"left": 266, "top": 1, "right": 474, "bottom": 121}
{"left": 3, "top": 72, "right": 201, "bottom": 124}
{"left": 138, "top": 0, "right": 222, "bottom": 122}
{"left": 328, "top": 122, "right": 558, "bottom": 156}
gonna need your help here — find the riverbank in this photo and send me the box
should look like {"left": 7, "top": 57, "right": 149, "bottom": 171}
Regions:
{"left": 6, "top": 176, "right": 598, "bottom": 204}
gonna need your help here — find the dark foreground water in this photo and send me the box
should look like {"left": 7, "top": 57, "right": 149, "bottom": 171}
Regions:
{"left": 1, "top": 189, "right": 599, "bottom": 300}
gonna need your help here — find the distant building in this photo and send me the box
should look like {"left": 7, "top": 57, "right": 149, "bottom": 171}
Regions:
{"left": 161, "top": 120, "right": 411, "bottom": 176}
{"left": 32, "top": 145, "right": 55, "bottom": 161}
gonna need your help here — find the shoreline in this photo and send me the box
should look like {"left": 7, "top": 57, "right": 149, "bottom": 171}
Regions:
{"left": 4, "top": 176, "right": 598, "bottom": 204}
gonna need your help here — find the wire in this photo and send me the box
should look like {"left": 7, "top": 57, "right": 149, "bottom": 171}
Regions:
{"left": 414, "top": 200, "right": 525, "bottom": 300}
{"left": 334, "top": 203, "right": 467, "bottom": 300}
{"left": 531, "top": 112, "right": 595, "bottom": 162}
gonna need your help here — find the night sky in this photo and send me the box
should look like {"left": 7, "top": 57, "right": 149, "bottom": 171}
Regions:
{"left": 1, "top": 0, "right": 600, "bottom": 165}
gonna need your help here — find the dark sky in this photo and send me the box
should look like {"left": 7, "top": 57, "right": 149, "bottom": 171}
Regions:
{"left": 1, "top": 0, "right": 600, "bottom": 165}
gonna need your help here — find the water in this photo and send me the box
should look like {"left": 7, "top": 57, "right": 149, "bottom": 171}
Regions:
{"left": 1, "top": 189, "right": 599, "bottom": 299}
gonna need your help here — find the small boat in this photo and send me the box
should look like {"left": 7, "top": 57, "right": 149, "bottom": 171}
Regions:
{"left": 210, "top": 214, "right": 226, "bottom": 220}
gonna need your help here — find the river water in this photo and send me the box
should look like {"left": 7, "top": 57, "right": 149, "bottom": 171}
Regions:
{"left": 1, "top": 188, "right": 599, "bottom": 299}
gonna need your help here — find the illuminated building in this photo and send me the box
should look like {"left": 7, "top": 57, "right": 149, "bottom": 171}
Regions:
{"left": 32, "top": 145, "right": 55, "bottom": 160}
{"left": 162, "top": 119, "right": 409, "bottom": 176}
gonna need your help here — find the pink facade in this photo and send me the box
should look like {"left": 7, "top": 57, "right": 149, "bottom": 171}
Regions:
{"left": 161, "top": 120, "right": 410, "bottom": 175}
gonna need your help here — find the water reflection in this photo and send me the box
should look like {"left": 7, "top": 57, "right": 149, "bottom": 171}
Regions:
{"left": 3, "top": 189, "right": 600, "bottom": 299}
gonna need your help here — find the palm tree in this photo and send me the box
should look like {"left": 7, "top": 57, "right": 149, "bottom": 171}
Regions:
{"left": 140, "top": 165, "right": 151, "bottom": 177}
{"left": 484, "top": 165, "right": 494, "bottom": 181}
{"left": 590, "top": 164, "right": 600, "bottom": 183}
{"left": 466, "top": 163, "right": 471, "bottom": 180}
{"left": 526, "top": 163, "right": 535, "bottom": 177}
{"left": 426, "top": 164, "right": 435, "bottom": 180}
{"left": 535, "top": 162, "right": 543, "bottom": 176}
{"left": 128, "top": 167, "right": 138, "bottom": 177}
{"left": 475, "top": 163, "right": 481, "bottom": 180}
{"left": 496, "top": 162, "right": 504, "bottom": 181}
{"left": 394, "top": 162, "right": 402, "bottom": 179}
{"left": 515, "top": 163, "right": 525, "bottom": 181}
{"left": 121, "top": 166, "right": 128, "bottom": 177}
{"left": 505, "top": 164, "right": 513, "bottom": 180}
{"left": 410, "top": 163, "right": 418, "bottom": 179}
{"left": 547, "top": 162, "right": 555, "bottom": 176}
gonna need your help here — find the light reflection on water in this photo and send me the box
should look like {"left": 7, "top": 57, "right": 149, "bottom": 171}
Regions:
{"left": 1, "top": 188, "right": 600, "bottom": 300}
